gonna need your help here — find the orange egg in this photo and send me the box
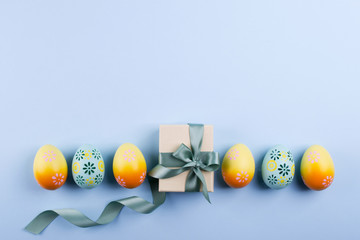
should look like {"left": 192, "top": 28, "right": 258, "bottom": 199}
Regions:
{"left": 222, "top": 144, "right": 255, "bottom": 188}
{"left": 33, "top": 144, "right": 68, "bottom": 190}
{"left": 113, "top": 143, "right": 147, "bottom": 189}
{"left": 301, "top": 145, "right": 335, "bottom": 191}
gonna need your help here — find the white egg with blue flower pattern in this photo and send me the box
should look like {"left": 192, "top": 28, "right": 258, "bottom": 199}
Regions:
{"left": 261, "top": 145, "right": 295, "bottom": 189}
{"left": 72, "top": 144, "right": 105, "bottom": 189}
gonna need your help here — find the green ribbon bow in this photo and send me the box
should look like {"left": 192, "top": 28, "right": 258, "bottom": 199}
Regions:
{"left": 25, "top": 177, "right": 165, "bottom": 234}
{"left": 25, "top": 124, "right": 218, "bottom": 234}
{"left": 149, "top": 124, "right": 219, "bottom": 203}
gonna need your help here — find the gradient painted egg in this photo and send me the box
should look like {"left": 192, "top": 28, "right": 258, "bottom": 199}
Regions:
{"left": 72, "top": 144, "right": 105, "bottom": 189}
{"left": 113, "top": 143, "right": 147, "bottom": 188}
{"left": 33, "top": 144, "right": 68, "bottom": 190}
{"left": 262, "top": 145, "right": 295, "bottom": 189}
{"left": 301, "top": 145, "right": 334, "bottom": 190}
{"left": 222, "top": 144, "right": 255, "bottom": 188}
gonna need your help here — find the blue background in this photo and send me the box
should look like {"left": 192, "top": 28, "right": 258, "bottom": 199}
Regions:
{"left": 1, "top": 1, "right": 359, "bottom": 239}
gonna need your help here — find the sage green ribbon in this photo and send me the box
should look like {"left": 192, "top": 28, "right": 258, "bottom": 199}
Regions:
{"left": 25, "top": 124, "right": 218, "bottom": 234}
{"left": 149, "top": 124, "right": 219, "bottom": 203}
{"left": 25, "top": 177, "right": 165, "bottom": 234}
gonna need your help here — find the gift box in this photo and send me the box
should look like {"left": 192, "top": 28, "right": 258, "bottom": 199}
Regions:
{"left": 158, "top": 124, "right": 215, "bottom": 192}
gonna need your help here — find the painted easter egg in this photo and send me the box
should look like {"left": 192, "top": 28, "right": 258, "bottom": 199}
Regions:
{"left": 301, "top": 145, "right": 334, "bottom": 190}
{"left": 113, "top": 143, "right": 147, "bottom": 188}
{"left": 222, "top": 144, "right": 255, "bottom": 188}
{"left": 72, "top": 144, "right": 105, "bottom": 189}
{"left": 262, "top": 145, "right": 295, "bottom": 189}
{"left": 33, "top": 144, "right": 68, "bottom": 190}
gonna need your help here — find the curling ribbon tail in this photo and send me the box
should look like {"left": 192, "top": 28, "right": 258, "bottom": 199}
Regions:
{"left": 25, "top": 177, "right": 165, "bottom": 234}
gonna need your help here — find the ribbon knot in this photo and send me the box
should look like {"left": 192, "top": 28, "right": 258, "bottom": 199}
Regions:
{"left": 194, "top": 160, "right": 201, "bottom": 168}
{"left": 149, "top": 124, "right": 219, "bottom": 203}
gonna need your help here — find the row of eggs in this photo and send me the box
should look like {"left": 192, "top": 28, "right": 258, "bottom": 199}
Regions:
{"left": 222, "top": 144, "right": 335, "bottom": 190}
{"left": 33, "top": 143, "right": 146, "bottom": 190}
{"left": 34, "top": 143, "right": 335, "bottom": 191}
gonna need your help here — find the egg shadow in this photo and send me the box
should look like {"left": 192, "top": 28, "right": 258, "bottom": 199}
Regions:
{"left": 63, "top": 147, "right": 79, "bottom": 189}
{"left": 23, "top": 146, "right": 40, "bottom": 190}
{"left": 215, "top": 168, "right": 228, "bottom": 188}
{"left": 253, "top": 149, "right": 271, "bottom": 190}
{"left": 215, "top": 148, "right": 231, "bottom": 189}
{"left": 142, "top": 129, "right": 160, "bottom": 170}
{"left": 292, "top": 147, "right": 312, "bottom": 191}
{"left": 102, "top": 146, "right": 119, "bottom": 187}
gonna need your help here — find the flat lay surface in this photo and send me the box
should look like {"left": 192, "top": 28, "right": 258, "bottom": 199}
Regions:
{"left": 1, "top": 1, "right": 359, "bottom": 239}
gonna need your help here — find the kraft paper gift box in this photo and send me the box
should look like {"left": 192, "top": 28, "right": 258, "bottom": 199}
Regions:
{"left": 158, "top": 124, "right": 214, "bottom": 192}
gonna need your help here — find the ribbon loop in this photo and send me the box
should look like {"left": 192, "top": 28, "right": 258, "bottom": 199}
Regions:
{"left": 149, "top": 124, "right": 220, "bottom": 203}
{"left": 172, "top": 144, "right": 194, "bottom": 163}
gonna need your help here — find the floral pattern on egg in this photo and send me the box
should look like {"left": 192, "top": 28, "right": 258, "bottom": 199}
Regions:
{"left": 322, "top": 176, "right": 333, "bottom": 188}
{"left": 33, "top": 144, "right": 68, "bottom": 190}
{"left": 235, "top": 171, "right": 249, "bottom": 183}
{"left": 116, "top": 176, "right": 127, "bottom": 187}
{"left": 113, "top": 143, "right": 147, "bottom": 189}
{"left": 52, "top": 173, "right": 65, "bottom": 186}
{"left": 227, "top": 148, "right": 240, "bottom": 160}
{"left": 262, "top": 145, "right": 295, "bottom": 189}
{"left": 72, "top": 144, "right": 105, "bottom": 189}
{"left": 221, "top": 144, "right": 255, "bottom": 188}
{"left": 301, "top": 145, "right": 335, "bottom": 191}
{"left": 307, "top": 151, "right": 320, "bottom": 163}
{"left": 139, "top": 172, "right": 146, "bottom": 183}
{"left": 43, "top": 150, "right": 56, "bottom": 162}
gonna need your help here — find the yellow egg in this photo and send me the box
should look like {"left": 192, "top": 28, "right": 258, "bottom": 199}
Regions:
{"left": 222, "top": 144, "right": 255, "bottom": 188}
{"left": 113, "top": 143, "right": 147, "bottom": 189}
{"left": 33, "top": 144, "right": 68, "bottom": 190}
{"left": 301, "top": 145, "right": 335, "bottom": 191}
